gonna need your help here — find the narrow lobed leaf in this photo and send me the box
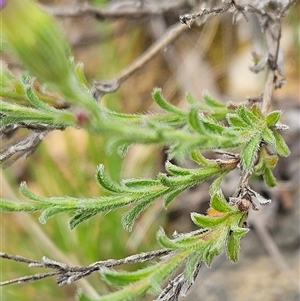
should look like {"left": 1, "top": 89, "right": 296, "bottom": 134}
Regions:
{"left": 262, "top": 128, "right": 276, "bottom": 146}
{"left": 183, "top": 253, "right": 202, "bottom": 282}
{"left": 96, "top": 164, "right": 126, "bottom": 193}
{"left": 102, "top": 265, "right": 157, "bottom": 286}
{"left": 210, "top": 192, "right": 234, "bottom": 213}
{"left": 39, "top": 206, "right": 66, "bottom": 224}
{"left": 226, "top": 113, "right": 249, "bottom": 129}
{"left": 185, "top": 92, "right": 199, "bottom": 106}
{"left": 163, "top": 186, "right": 187, "bottom": 207}
{"left": 122, "top": 178, "right": 160, "bottom": 190}
{"left": 209, "top": 175, "right": 226, "bottom": 195}
{"left": 190, "top": 151, "right": 212, "bottom": 166}
{"left": 241, "top": 132, "right": 262, "bottom": 170}
{"left": 263, "top": 166, "right": 277, "bottom": 187}
{"left": 266, "top": 110, "right": 282, "bottom": 126}
{"left": 24, "top": 85, "right": 57, "bottom": 113}
{"left": 69, "top": 210, "right": 98, "bottom": 229}
{"left": 188, "top": 107, "right": 206, "bottom": 135}
{"left": 202, "top": 244, "right": 221, "bottom": 267}
{"left": 19, "top": 182, "right": 49, "bottom": 203}
{"left": 121, "top": 196, "right": 157, "bottom": 232}
{"left": 236, "top": 105, "right": 260, "bottom": 126}
{"left": 191, "top": 212, "right": 227, "bottom": 229}
{"left": 197, "top": 113, "right": 225, "bottom": 135}
{"left": 226, "top": 228, "right": 249, "bottom": 262}
{"left": 272, "top": 129, "right": 291, "bottom": 157}
{"left": 152, "top": 88, "right": 186, "bottom": 116}
{"left": 156, "top": 228, "right": 185, "bottom": 250}
{"left": 77, "top": 280, "right": 150, "bottom": 301}
{"left": 165, "top": 161, "right": 192, "bottom": 176}
{"left": 202, "top": 91, "right": 226, "bottom": 108}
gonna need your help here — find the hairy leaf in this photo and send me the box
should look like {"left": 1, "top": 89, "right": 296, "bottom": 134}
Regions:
{"left": 210, "top": 192, "right": 233, "bottom": 213}
{"left": 226, "top": 228, "right": 249, "bottom": 262}
{"left": 266, "top": 110, "right": 282, "bottom": 126}
{"left": 263, "top": 166, "right": 277, "bottom": 187}
{"left": 226, "top": 114, "right": 249, "bottom": 129}
{"left": 165, "top": 161, "right": 192, "bottom": 176}
{"left": 122, "top": 178, "right": 160, "bottom": 189}
{"left": 262, "top": 128, "right": 276, "bottom": 145}
{"left": 39, "top": 206, "right": 66, "bottom": 224}
{"left": 69, "top": 210, "right": 98, "bottom": 229}
{"left": 96, "top": 164, "right": 126, "bottom": 193}
{"left": 191, "top": 212, "right": 227, "bottom": 228}
{"left": 163, "top": 186, "right": 187, "bottom": 207}
{"left": 241, "top": 132, "right": 261, "bottom": 169}
{"left": 236, "top": 105, "right": 260, "bottom": 127}
{"left": 202, "top": 91, "right": 226, "bottom": 109}
{"left": 152, "top": 88, "right": 186, "bottom": 116}
{"left": 102, "top": 265, "right": 157, "bottom": 286}
{"left": 121, "top": 196, "right": 158, "bottom": 231}
{"left": 272, "top": 129, "right": 290, "bottom": 157}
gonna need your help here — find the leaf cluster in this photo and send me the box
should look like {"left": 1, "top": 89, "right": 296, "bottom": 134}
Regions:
{"left": 77, "top": 191, "right": 249, "bottom": 301}
{"left": 1, "top": 87, "right": 290, "bottom": 227}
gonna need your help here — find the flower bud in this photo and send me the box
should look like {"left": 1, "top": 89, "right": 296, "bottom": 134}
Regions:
{"left": 1, "top": 0, "right": 80, "bottom": 100}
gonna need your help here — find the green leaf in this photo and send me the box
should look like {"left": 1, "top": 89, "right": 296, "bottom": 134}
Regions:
{"left": 202, "top": 91, "right": 226, "bottom": 108}
{"left": 163, "top": 186, "right": 186, "bottom": 207}
{"left": 263, "top": 166, "right": 277, "bottom": 187}
{"left": 198, "top": 114, "right": 224, "bottom": 135}
{"left": 39, "top": 206, "right": 65, "bottom": 224}
{"left": 102, "top": 265, "right": 157, "bottom": 286}
{"left": 191, "top": 212, "right": 227, "bottom": 228}
{"left": 75, "top": 62, "right": 90, "bottom": 88}
{"left": 209, "top": 174, "right": 225, "bottom": 195}
{"left": 24, "top": 85, "right": 57, "bottom": 113}
{"left": 96, "top": 164, "right": 125, "bottom": 193}
{"left": 272, "top": 130, "right": 290, "bottom": 157}
{"left": 226, "top": 228, "right": 249, "bottom": 262}
{"left": 236, "top": 105, "right": 260, "bottom": 126}
{"left": 262, "top": 128, "right": 276, "bottom": 145}
{"left": 165, "top": 161, "right": 192, "bottom": 176}
{"left": 190, "top": 151, "right": 212, "bottom": 166}
{"left": 210, "top": 192, "right": 233, "bottom": 213}
{"left": 226, "top": 234, "right": 240, "bottom": 262}
{"left": 188, "top": 107, "right": 205, "bottom": 135}
{"left": 202, "top": 244, "right": 221, "bottom": 267}
{"left": 226, "top": 113, "right": 249, "bottom": 128}
{"left": 152, "top": 88, "right": 185, "bottom": 116}
{"left": 69, "top": 210, "right": 98, "bottom": 229}
{"left": 158, "top": 173, "right": 190, "bottom": 187}
{"left": 156, "top": 228, "right": 185, "bottom": 249}
{"left": 122, "top": 178, "right": 160, "bottom": 189}
{"left": 77, "top": 281, "right": 149, "bottom": 301}
{"left": 266, "top": 110, "right": 282, "bottom": 126}
{"left": 121, "top": 197, "right": 156, "bottom": 231}
{"left": 20, "top": 182, "right": 48, "bottom": 202}
{"left": 241, "top": 132, "right": 261, "bottom": 169}
{"left": 184, "top": 253, "right": 202, "bottom": 281}
{"left": 185, "top": 92, "right": 199, "bottom": 106}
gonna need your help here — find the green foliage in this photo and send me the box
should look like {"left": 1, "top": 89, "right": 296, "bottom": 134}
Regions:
{"left": 0, "top": 1, "right": 292, "bottom": 300}
{"left": 0, "top": 82, "right": 290, "bottom": 299}
{"left": 77, "top": 191, "right": 249, "bottom": 301}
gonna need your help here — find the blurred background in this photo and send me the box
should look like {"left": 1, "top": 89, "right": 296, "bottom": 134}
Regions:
{"left": 1, "top": 0, "right": 299, "bottom": 300}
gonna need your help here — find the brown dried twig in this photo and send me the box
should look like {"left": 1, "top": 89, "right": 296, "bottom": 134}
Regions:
{"left": 0, "top": 249, "right": 172, "bottom": 287}
{"left": 91, "top": 22, "right": 188, "bottom": 99}
{"left": 42, "top": 1, "right": 187, "bottom": 20}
